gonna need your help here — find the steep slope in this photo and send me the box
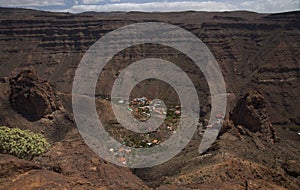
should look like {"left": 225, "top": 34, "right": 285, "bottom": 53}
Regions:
{"left": 0, "top": 8, "right": 299, "bottom": 125}
{"left": 0, "top": 8, "right": 299, "bottom": 190}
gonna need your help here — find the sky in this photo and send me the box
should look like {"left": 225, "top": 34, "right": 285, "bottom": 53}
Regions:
{"left": 0, "top": 0, "right": 299, "bottom": 13}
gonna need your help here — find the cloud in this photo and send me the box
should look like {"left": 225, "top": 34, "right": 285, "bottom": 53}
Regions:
{"left": 0, "top": 0, "right": 299, "bottom": 13}
{"left": 0, "top": 0, "right": 65, "bottom": 7}
{"left": 81, "top": 0, "right": 104, "bottom": 4}
{"left": 65, "top": 1, "right": 237, "bottom": 13}
{"left": 60, "top": 0, "right": 299, "bottom": 13}
{"left": 240, "top": 0, "right": 299, "bottom": 13}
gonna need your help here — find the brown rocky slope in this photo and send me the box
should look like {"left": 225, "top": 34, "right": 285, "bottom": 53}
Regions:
{"left": 0, "top": 8, "right": 299, "bottom": 189}
{"left": 0, "top": 8, "right": 299, "bottom": 125}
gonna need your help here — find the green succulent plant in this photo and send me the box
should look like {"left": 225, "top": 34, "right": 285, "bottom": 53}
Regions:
{"left": 0, "top": 126, "right": 50, "bottom": 160}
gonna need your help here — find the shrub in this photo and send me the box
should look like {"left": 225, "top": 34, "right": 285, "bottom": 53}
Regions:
{"left": 0, "top": 126, "right": 50, "bottom": 160}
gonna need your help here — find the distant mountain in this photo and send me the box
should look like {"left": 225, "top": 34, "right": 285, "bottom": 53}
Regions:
{"left": 0, "top": 8, "right": 299, "bottom": 189}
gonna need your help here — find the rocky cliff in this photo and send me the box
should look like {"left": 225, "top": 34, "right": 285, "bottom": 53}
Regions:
{"left": 0, "top": 8, "right": 299, "bottom": 190}
{"left": 0, "top": 8, "right": 299, "bottom": 126}
{"left": 9, "top": 70, "right": 62, "bottom": 121}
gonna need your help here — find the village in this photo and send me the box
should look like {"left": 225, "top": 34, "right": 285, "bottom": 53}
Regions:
{"left": 109, "top": 96, "right": 183, "bottom": 165}
{"left": 106, "top": 95, "right": 226, "bottom": 165}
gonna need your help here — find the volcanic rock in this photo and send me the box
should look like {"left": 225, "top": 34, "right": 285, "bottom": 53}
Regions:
{"left": 9, "top": 70, "right": 61, "bottom": 121}
{"left": 230, "top": 91, "right": 276, "bottom": 141}
{"left": 0, "top": 153, "right": 95, "bottom": 189}
{"left": 0, "top": 8, "right": 299, "bottom": 190}
{"left": 219, "top": 119, "right": 234, "bottom": 136}
{"left": 0, "top": 9, "right": 299, "bottom": 125}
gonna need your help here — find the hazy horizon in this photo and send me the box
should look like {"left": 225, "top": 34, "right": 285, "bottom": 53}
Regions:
{"left": 0, "top": 0, "right": 299, "bottom": 13}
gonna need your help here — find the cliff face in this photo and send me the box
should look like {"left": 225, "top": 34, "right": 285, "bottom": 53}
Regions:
{"left": 0, "top": 8, "right": 299, "bottom": 190}
{"left": 0, "top": 8, "right": 299, "bottom": 126}
{"left": 230, "top": 91, "right": 277, "bottom": 143}
{"left": 9, "top": 70, "right": 62, "bottom": 121}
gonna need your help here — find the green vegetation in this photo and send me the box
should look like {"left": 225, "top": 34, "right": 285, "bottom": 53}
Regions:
{"left": 0, "top": 126, "right": 50, "bottom": 160}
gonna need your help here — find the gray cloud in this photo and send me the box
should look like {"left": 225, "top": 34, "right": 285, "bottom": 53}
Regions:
{"left": 63, "top": 1, "right": 237, "bottom": 13}
{"left": 0, "top": 0, "right": 299, "bottom": 13}
{"left": 62, "top": 0, "right": 299, "bottom": 13}
{"left": 0, "top": 0, "right": 65, "bottom": 7}
{"left": 81, "top": 0, "right": 104, "bottom": 4}
{"left": 240, "top": 0, "right": 299, "bottom": 13}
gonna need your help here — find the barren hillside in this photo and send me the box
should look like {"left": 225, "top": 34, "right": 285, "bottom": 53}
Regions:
{"left": 0, "top": 8, "right": 299, "bottom": 189}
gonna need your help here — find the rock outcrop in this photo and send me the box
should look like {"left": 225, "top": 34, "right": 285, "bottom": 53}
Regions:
{"left": 230, "top": 91, "right": 276, "bottom": 141}
{"left": 0, "top": 8, "right": 299, "bottom": 190}
{"left": 0, "top": 154, "right": 72, "bottom": 189}
{"left": 9, "top": 70, "right": 61, "bottom": 121}
{"left": 0, "top": 9, "right": 299, "bottom": 125}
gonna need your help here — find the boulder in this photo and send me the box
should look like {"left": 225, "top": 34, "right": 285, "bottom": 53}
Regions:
{"left": 230, "top": 91, "right": 276, "bottom": 141}
{"left": 9, "top": 70, "right": 61, "bottom": 121}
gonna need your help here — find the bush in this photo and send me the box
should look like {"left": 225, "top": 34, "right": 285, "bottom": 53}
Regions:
{"left": 0, "top": 126, "right": 50, "bottom": 160}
